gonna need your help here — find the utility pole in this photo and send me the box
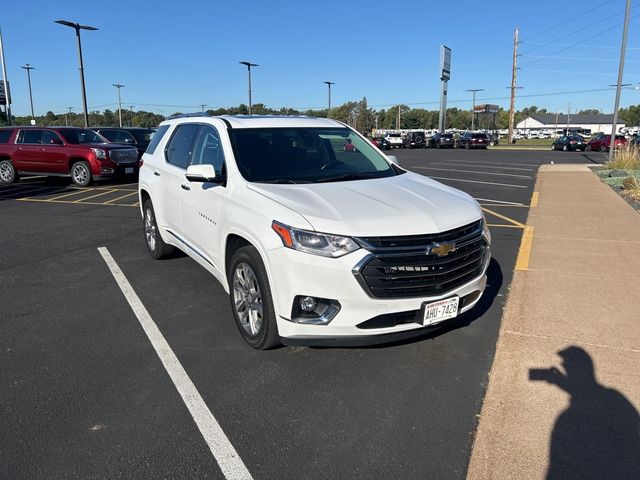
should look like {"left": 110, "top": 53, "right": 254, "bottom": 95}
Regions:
{"left": 609, "top": 0, "right": 632, "bottom": 160}
{"left": 129, "top": 106, "right": 134, "bottom": 126}
{"left": 66, "top": 106, "right": 73, "bottom": 126}
{"left": 0, "top": 25, "right": 12, "bottom": 125}
{"left": 22, "top": 64, "right": 35, "bottom": 124}
{"left": 567, "top": 102, "right": 571, "bottom": 132}
{"left": 397, "top": 105, "right": 401, "bottom": 130}
{"left": 112, "top": 83, "right": 124, "bottom": 127}
{"left": 323, "top": 81, "right": 334, "bottom": 118}
{"left": 466, "top": 89, "right": 483, "bottom": 131}
{"left": 200, "top": 104, "right": 206, "bottom": 112}
{"left": 508, "top": 26, "right": 520, "bottom": 144}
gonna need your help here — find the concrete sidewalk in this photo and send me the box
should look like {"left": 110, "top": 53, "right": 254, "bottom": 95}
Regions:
{"left": 467, "top": 164, "right": 640, "bottom": 479}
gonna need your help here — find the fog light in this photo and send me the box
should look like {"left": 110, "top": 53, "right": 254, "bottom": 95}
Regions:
{"left": 101, "top": 167, "right": 114, "bottom": 174}
{"left": 299, "top": 296, "right": 317, "bottom": 313}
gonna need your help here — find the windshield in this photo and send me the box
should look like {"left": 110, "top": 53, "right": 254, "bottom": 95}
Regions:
{"left": 60, "top": 129, "right": 107, "bottom": 145}
{"left": 231, "top": 127, "right": 399, "bottom": 184}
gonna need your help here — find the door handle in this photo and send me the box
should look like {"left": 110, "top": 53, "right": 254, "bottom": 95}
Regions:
{"left": 153, "top": 170, "right": 160, "bottom": 176}
{"left": 181, "top": 183, "right": 191, "bottom": 191}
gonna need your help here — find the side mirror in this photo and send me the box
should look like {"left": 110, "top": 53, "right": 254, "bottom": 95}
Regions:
{"left": 185, "top": 164, "right": 217, "bottom": 182}
{"left": 386, "top": 154, "right": 400, "bottom": 166}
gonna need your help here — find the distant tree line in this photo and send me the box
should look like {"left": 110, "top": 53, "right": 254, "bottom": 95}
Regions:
{"left": 2, "top": 101, "right": 639, "bottom": 133}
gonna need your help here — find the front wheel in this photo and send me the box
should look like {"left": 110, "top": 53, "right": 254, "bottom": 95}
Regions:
{"left": 71, "top": 161, "right": 92, "bottom": 187}
{"left": 0, "top": 160, "right": 17, "bottom": 184}
{"left": 143, "top": 199, "right": 175, "bottom": 260}
{"left": 229, "top": 246, "right": 279, "bottom": 350}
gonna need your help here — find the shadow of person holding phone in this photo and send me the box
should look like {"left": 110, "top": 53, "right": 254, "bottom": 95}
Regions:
{"left": 530, "top": 346, "right": 640, "bottom": 480}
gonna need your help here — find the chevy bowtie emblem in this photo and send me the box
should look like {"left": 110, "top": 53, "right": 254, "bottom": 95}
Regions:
{"left": 428, "top": 242, "right": 456, "bottom": 257}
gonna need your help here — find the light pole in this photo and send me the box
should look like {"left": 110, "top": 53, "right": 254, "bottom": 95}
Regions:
{"left": 22, "top": 64, "right": 35, "bottom": 124}
{"left": 129, "top": 105, "right": 134, "bottom": 126}
{"left": 112, "top": 83, "right": 125, "bottom": 127}
{"left": 323, "top": 81, "right": 334, "bottom": 118}
{"left": 200, "top": 104, "right": 207, "bottom": 112}
{"left": 66, "top": 106, "right": 73, "bottom": 126}
{"left": 609, "top": 0, "right": 632, "bottom": 160}
{"left": 55, "top": 20, "right": 97, "bottom": 127}
{"left": 239, "top": 61, "right": 258, "bottom": 115}
{"left": 466, "top": 89, "right": 483, "bottom": 131}
{"left": 0, "top": 26, "right": 11, "bottom": 125}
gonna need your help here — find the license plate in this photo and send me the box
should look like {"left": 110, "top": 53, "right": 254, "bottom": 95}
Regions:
{"left": 125, "top": 167, "right": 134, "bottom": 174}
{"left": 422, "top": 297, "right": 459, "bottom": 326}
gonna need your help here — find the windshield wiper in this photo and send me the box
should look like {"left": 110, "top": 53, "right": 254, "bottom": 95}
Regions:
{"left": 315, "top": 172, "right": 380, "bottom": 183}
{"left": 260, "top": 179, "right": 299, "bottom": 184}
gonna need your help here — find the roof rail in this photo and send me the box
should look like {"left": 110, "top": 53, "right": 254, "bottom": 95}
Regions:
{"left": 167, "top": 112, "right": 212, "bottom": 120}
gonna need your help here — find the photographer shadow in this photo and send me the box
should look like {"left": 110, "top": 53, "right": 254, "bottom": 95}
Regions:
{"left": 530, "top": 346, "right": 640, "bottom": 480}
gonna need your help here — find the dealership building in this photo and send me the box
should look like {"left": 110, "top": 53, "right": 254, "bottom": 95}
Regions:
{"left": 516, "top": 113, "right": 624, "bottom": 135}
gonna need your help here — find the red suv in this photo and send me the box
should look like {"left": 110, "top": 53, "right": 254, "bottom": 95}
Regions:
{"left": 0, "top": 127, "right": 139, "bottom": 186}
{"left": 586, "top": 133, "right": 627, "bottom": 152}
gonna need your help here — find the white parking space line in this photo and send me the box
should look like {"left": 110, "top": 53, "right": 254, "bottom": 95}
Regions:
{"left": 474, "top": 197, "right": 527, "bottom": 206}
{"left": 442, "top": 158, "right": 540, "bottom": 167}
{"left": 413, "top": 166, "right": 532, "bottom": 179}
{"left": 431, "top": 161, "right": 536, "bottom": 172}
{"left": 98, "top": 247, "right": 253, "bottom": 480}
{"left": 426, "top": 175, "right": 529, "bottom": 188}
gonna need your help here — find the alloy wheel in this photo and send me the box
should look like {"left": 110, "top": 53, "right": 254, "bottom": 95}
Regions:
{"left": 233, "top": 262, "right": 263, "bottom": 336}
{"left": 0, "top": 162, "right": 13, "bottom": 182}
{"left": 72, "top": 164, "right": 89, "bottom": 185}
{"left": 144, "top": 207, "right": 157, "bottom": 252}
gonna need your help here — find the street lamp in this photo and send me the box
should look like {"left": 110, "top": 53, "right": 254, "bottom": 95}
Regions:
{"left": 112, "top": 83, "right": 125, "bottom": 127}
{"left": 129, "top": 105, "right": 134, "bottom": 126}
{"left": 466, "top": 89, "right": 483, "bottom": 131}
{"left": 21, "top": 64, "right": 35, "bottom": 124}
{"left": 239, "top": 61, "right": 258, "bottom": 115}
{"left": 55, "top": 20, "right": 98, "bottom": 127}
{"left": 323, "top": 81, "right": 335, "bottom": 118}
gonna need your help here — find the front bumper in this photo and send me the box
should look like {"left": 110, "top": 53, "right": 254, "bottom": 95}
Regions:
{"left": 267, "top": 244, "right": 490, "bottom": 341}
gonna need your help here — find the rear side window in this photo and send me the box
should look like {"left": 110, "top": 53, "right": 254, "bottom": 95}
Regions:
{"left": 17, "top": 129, "right": 44, "bottom": 144}
{"left": 165, "top": 124, "right": 199, "bottom": 169}
{"left": 145, "top": 124, "right": 170, "bottom": 155}
{"left": 99, "top": 130, "right": 118, "bottom": 142}
{"left": 0, "top": 129, "right": 13, "bottom": 143}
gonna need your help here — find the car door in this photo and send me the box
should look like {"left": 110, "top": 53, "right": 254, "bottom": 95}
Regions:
{"left": 180, "top": 123, "right": 228, "bottom": 271}
{"left": 39, "top": 130, "right": 67, "bottom": 173}
{"left": 154, "top": 123, "right": 199, "bottom": 238}
{"left": 12, "top": 129, "right": 43, "bottom": 171}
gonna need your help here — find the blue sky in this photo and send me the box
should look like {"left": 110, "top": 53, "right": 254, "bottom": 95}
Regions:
{"left": 1, "top": 0, "right": 639, "bottom": 117}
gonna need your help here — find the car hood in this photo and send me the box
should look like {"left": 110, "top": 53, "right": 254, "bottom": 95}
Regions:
{"left": 247, "top": 171, "right": 482, "bottom": 237}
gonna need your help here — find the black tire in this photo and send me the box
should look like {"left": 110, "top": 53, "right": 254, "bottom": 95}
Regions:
{"left": 0, "top": 159, "right": 17, "bottom": 184}
{"left": 586, "top": 145, "right": 592, "bottom": 151}
{"left": 143, "top": 199, "right": 175, "bottom": 260}
{"left": 70, "top": 161, "right": 92, "bottom": 187}
{"left": 229, "top": 246, "right": 279, "bottom": 350}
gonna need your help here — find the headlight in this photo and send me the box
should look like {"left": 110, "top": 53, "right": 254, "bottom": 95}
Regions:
{"left": 272, "top": 221, "right": 360, "bottom": 258}
{"left": 91, "top": 148, "right": 107, "bottom": 160}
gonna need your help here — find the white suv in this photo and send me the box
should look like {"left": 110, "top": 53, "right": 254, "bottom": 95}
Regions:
{"left": 139, "top": 115, "right": 491, "bottom": 349}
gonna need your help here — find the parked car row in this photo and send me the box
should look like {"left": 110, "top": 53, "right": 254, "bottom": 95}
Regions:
{"left": 551, "top": 133, "right": 627, "bottom": 152}
{"left": 0, "top": 126, "right": 155, "bottom": 186}
{"left": 373, "top": 131, "right": 493, "bottom": 150}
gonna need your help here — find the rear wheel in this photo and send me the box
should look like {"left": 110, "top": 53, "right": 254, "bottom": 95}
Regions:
{"left": 143, "top": 199, "right": 175, "bottom": 260}
{"left": 70, "top": 161, "right": 92, "bottom": 187}
{"left": 229, "top": 246, "right": 279, "bottom": 350}
{"left": 0, "top": 160, "right": 17, "bottom": 184}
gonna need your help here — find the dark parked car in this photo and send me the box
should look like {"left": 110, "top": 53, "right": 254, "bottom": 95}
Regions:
{"left": 94, "top": 127, "right": 155, "bottom": 159}
{"left": 371, "top": 136, "right": 391, "bottom": 150}
{"left": 458, "top": 132, "right": 489, "bottom": 149}
{"left": 403, "top": 131, "right": 427, "bottom": 148}
{"left": 586, "top": 133, "right": 627, "bottom": 152}
{"left": 428, "top": 132, "right": 456, "bottom": 148}
{"left": 552, "top": 135, "right": 587, "bottom": 152}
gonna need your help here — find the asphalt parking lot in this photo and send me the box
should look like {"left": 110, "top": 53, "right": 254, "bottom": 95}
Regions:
{"left": 1, "top": 148, "right": 606, "bottom": 479}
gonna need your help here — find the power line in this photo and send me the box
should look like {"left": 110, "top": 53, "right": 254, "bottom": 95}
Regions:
{"left": 520, "top": 0, "right": 612, "bottom": 42}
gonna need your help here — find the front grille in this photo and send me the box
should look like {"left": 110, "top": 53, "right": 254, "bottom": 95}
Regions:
{"left": 109, "top": 148, "right": 138, "bottom": 164}
{"left": 358, "top": 220, "right": 481, "bottom": 250}
{"left": 354, "top": 221, "right": 487, "bottom": 299}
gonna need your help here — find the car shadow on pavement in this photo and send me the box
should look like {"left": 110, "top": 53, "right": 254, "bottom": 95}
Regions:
{"left": 309, "top": 258, "right": 503, "bottom": 350}
{"left": 529, "top": 346, "right": 640, "bottom": 480}
{"left": 578, "top": 153, "right": 607, "bottom": 164}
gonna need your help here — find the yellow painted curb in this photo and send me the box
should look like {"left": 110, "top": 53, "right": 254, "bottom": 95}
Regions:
{"left": 515, "top": 225, "right": 534, "bottom": 271}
